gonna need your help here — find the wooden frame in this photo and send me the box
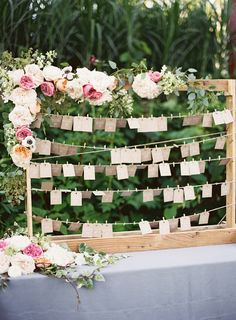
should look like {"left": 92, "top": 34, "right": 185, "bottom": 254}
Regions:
{"left": 26, "top": 79, "right": 236, "bottom": 253}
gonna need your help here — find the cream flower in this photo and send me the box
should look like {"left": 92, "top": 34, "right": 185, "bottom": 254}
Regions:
{"left": 9, "top": 106, "right": 35, "bottom": 128}
{"left": 8, "top": 265, "right": 22, "bottom": 277}
{"left": 24, "top": 64, "right": 44, "bottom": 87}
{"left": 29, "top": 99, "right": 41, "bottom": 115}
{"left": 11, "top": 253, "right": 35, "bottom": 275}
{"left": 132, "top": 73, "right": 162, "bottom": 99}
{"left": 6, "top": 235, "right": 31, "bottom": 251}
{"left": 89, "top": 70, "right": 115, "bottom": 92}
{"left": 10, "top": 145, "right": 32, "bottom": 168}
{"left": 43, "top": 65, "right": 63, "bottom": 81}
{"left": 76, "top": 67, "right": 91, "bottom": 84}
{"left": 9, "top": 87, "right": 37, "bottom": 107}
{"left": 89, "top": 90, "right": 113, "bottom": 106}
{"left": 44, "top": 244, "right": 75, "bottom": 267}
{"left": 65, "top": 79, "right": 83, "bottom": 100}
{"left": 0, "top": 252, "right": 11, "bottom": 274}
{"left": 7, "top": 69, "right": 24, "bottom": 86}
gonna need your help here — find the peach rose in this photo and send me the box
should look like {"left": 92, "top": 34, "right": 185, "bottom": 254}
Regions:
{"left": 10, "top": 144, "right": 32, "bottom": 168}
{"left": 56, "top": 78, "right": 68, "bottom": 92}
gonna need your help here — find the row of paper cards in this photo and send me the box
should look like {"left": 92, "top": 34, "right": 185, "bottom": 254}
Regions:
{"left": 32, "top": 109, "right": 233, "bottom": 132}
{"left": 30, "top": 156, "right": 229, "bottom": 180}
{"left": 36, "top": 182, "right": 229, "bottom": 206}
{"left": 36, "top": 211, "right": 210, "bottom": 236}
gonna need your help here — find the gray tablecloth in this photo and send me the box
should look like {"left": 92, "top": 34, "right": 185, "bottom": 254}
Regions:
{"left": 1, "top": 244, "right": 236, "bottom": 320}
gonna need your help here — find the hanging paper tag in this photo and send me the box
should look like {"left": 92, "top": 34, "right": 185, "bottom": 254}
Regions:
{"left": 68, "top": 222, "right": 81, "bottom": 231}
{"left": 63, "top": 164, "right": 75, "bottom": 177}
{"left": 213, "top": 111, "right": 224, "bottom": 125}
{"left": 148, "top": 164, "right": 159, "bottom": 178}
{"left": 127, "top": 118, "right": 140, "bottom": 129}
{"left": 198, "top": 160, "right": 206, "bottom": 173}
{"left": 31, "top": 113, "right": 43, "bottom": 129}
{"left": 132, "top": 149, "right": 142, "bottom": 163}
{"left": 215, "top": 136, "right": 226, "bottom": 150}
{"left": 116, "top": 165, "right": 129, "bottom": 180}
{"left": 105, "top": 165, "right": 117, "bottom": 176}
{"left": 116, "top": 119, "right": 127, "bottom": 128}
{"left": 199, "top": 211, "right": 210, "bottom": 225}
{"left": 95, "top": 165, "right": 104, "bottom": 173}
{"left": 159, "top": 220, "right": 170, "bottom": 235}
{"left": 173, "top": 188, "right": 184, "bottom": 203}
{"left": 141, "top": 148, "right": 152, "bottom": 162}
{"left": 139, "top": 220, "right": 152, "bottom": 235}
{"left": 105, "top": 118, "right": 117, "bottom": 132}
{"left": 163, "top": 188, "right": 174, "bottom": 202}
{"left": 169, "top": 218, "right": 178, "bottom": 232}
{"left": 138, "top": 118, "right": 154, "bottom": 132}
{"left": 39, "top": 163, "right": 52, "bottom": 178}
{"left": 161, "top": 147, "right": 171, "bottom": 161}
{"left": 51, "top": 142, "right": 60, "bottom": 155}
{"left": 82, "top": 191, "right": 92, "bottom": 199}
{"left": 49, "top": 114, "right": 63, "bottom": 128}
{"left": 41, "top": 219, "right": 53, "bottom": 234}
{"left": 128, "top": 165, "right": 137, "bottom": 177}
{"left": 93, "top": 191, "right": 105, "bottom": 196}
{"left": 29, "top": 163, "right": 40, "bottom": 179}
{"left": 157, "top": 117, "right": 168, "bottom": 131}
{"left": 81, "top": 223, "right": 94, "bottom": 238}
{"left": 184, "top": 185, "right": 195, "bottom": 201}
{"left": 101, "top": 224, "right": 113, "bottom": 238}
{"left": 94, "top": 118, "right": 106, "bottom": 130}
{"left": 202, "top": 184, "right": 212, "bottom": 198}
{"left": 183, "top": 115, "right": 202, "bottom": 126}
{"left": 189, "top": 142, "right": 200, "bottom": 156}
{"left": 143, "top": 189, "right": 154, "bottom": 202}
{"left": 111, "top": 149, "right": 122, "bottom": 164}
{"left": 189, "top": 161, "right": 200, "bottom": 175}
{"left": 58, "top": 143, "right": 69, "bottom": 156}
{"left": 102, "top": 191, "right": 114, "bottom": 203}
{"left": 51, "top": 164, "right": 62, "bottom": 177}
{"left": 93, "top": 223, "right": 102, "bottom": 237}
{"left": 50, "top": 190, "right": 62, "bottom": 205}
{"left": 180, "top": 144, "right": 190, "bottom": 158}
{"left": 180, "top": 161, "right": 190, "bottom": 176}
{"left": 221, "top": 182, "right": 229, "bottom": 196}
{"left": 74, "top": 165, "right": 84, "bottom": 176}
{"left": 84, "top": 165, "right": 95, "bottom": 180}
{"left": 61, "top": 115, "right": 73, "bottom": 130}
{"left": 41, "top": 181, "right": 53, "bottom": 191}
{"left": 222, "top": 109, "right": 234, "bottom": 124}
{"left": 52, "top": 220, "right": 62, "bottom": 232}
{"left": 38, "top": 139, "right": 51, "bottom": 156}
{"left": 180, "top": 216, "right": 191, "bottom": 231}
{"left": 159, "top": 163, "right": 171, "bottom": 176}
{"left": 71, "top": 191, "right": 82, "bottom": 206}
{"left": 151, "top": 148, "right": 164, "bottom": 163}
{"left": 202, "top": 113, "right": 213, "bottom": 127}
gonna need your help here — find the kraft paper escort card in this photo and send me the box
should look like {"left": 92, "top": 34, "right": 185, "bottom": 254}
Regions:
{"left": 143, "top": 189, "right": 154, "bottom": 202}
{"left": 73, "top": 116, "right": 93, "bottom": 132}
{"left": 151, "top": 148, "right": 164, "bottom": 163}
{"left": 213, "top": 111, "right": 224, "bottom": 125}
{"left": 198, "top": 160, "right": 206, "bottom": 173}
{"left": 139, "top": 220, "right": 152, "bottom": 235}
{"left": 41, "top": 219, "right": 53, "bottom": 234}
{"left": 101, "top": 224, "right": 113, "bottom": 238}
{"left": 161, "top": 147, "right": 171, "bottom": 161}
{"left": 159, "top": 163, "right": 171, "bottom": 176}
{"left": 199, "top": 211, "right": 210, "bottom": 225}
{"left": 41, "top": 181, "right": 53, "bottom": 191}
{"left": 202, "top": 113, "right": 213, "bottom": 127}
{"left": 189, "top": 142, "right": 200, "bottom": 156}
{"left": 61, "top": 115, "right": 73, "bottom": 130}
{"left": 183, "top": 115, "right": 202, "bottom": 126}
{"left": 81, "top": 223, "right": 94, "bottom": 238}
{"left": 37, "top": 139, "right": 51, "bottom": 155}
{"left": 52, "top": 220, "right": 62, "bottom": 232}
{"left": 219, "top": 158, "right": 230, "bottom": 166}
{"left": 31, "top": 113, "right": 43, "bottom": 128}
{"left": 70, "top": 191, "right": 82, "bottom": 206}
{"left": 127, "top": 165, "right": 137, "bottom": 177}
{"left": 102, "top": 191, "right": 114, "bottom": 203}
{"left": 180, "top": 144, "right": 190, "bottom": 158}
{"left": 49, "top": 114, "right": 63, "bottom": 128}
{"left": 62, "top": 163, "right": 75, "bottom": 177}
{"left": 190, "top": 213, "right": 200, "bottom": 222}
{"left": 173, "top": 188, "right": 184, "bottom": 203}
{"left": 184, "top": 185, "right": 195, "bottom": 201}
{"left": 180, "top": 216, "right": 191, "bottom": 231}
{"left": 189, "top": 161, "right": 200, "bottom": 175}
{"left": 127, "top": 118, "right": 140, "bottom": 129}
{"left": 222, "top": 109, "right": 234, "bottom": 124}
{"left": 148, "top": 164, "right": 159, "bottom": 178}
{"left": 105, "top": 118, "right": 117, "bottom": 132}
{"left": 149, "top": 220, "right": 159, "bottom": 229}
{"left": 180, "top": 161, "right": 190, "bottom": 176}
{"left": 74, "top": 165, "right": 84, "bottom": 176}
{"left": 58, "top": 143, "right": 69, "bottom": 156}
{"left": 94, "top": 118, "right": 106, "bottom": 130}
{"left": 68, "top": 222, "right": 81, "bottom": 232}
{"left": 159, "top": 219, "right": 170, "bottom": 234}
{"left": 33, "top": 215, "right": 43, "bottom": 223}
{"left": 221, "top": 182, "right": 229, "bottom": 196}
{"left": 51, "top": 164, "right": 62, "bottom": 176}
{"left": 29, "top": 163, "right": 40, "bottom": 179}
{"left": 82, "top": 191, "right": 92, "bottom": 199}
{"left": 51, "top": 142, "right": 61, "bottom": 155}
{"left": 93, "top": 223, "right": 102, "bottom": 237}
{"left": 95, "top": 165, "right": 105, "bottom": 173}
{"left": 117, "top": 165, "right": 129, "bottom": 180}
{"left": 84, "top": 165, "right": 95, "bottom": 180}
{"left": 39, "top": 163, "right": 52, "bottom": 178}
{"left": 141, "top": 148, "right": 152, "bottom": 162}
{"left": 153, "top": 189, "right": 162, "bottom": 196}
{"left": 163, "top": 188, "right": 174, "bottom": 202}
{"left": 121, "top": 191, "right": 133, "bottom": 197}
{"left": 202, "top": 184, "right": 212, "bottom": 198}
{"left": 215, "top": 136, "right": 226, "bottom": 150}
{"left": 116, "top": 118, "right": 127, "bottom": 128}
{"left": 169, "top": 218, "right": 178, "bottom": 232}
{"left": 50, "top": 190, "right": 62, "bottom": 205}
{"left": 111, "top": 149, "right": 122, "bottom": 164}
{"left": 105, "top": 165, "right": 117, "bottom": 176}
{"left": 67, "top": 145, "right": 78, "bottom": 155}
{"left": 157, "top": 117, "right": 168, "bottom": 131}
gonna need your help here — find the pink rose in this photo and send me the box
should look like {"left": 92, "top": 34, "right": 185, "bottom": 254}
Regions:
{"left": 16, "top": 126, "right": 32, "bottom": 141}
{"left": 19, "top": 75, "right": 35, "bottom": 90}
{"left": 0, "top": 240, "right": 7, "bottom": 251}
{"left": 83, "top": 84, "right": 102, "bottom": 100}
{"left": 40, "top": 82, "right": 55, "bottom": 96}
{"left": 148, "top": 71, "right": 162, "bottom": 83}
{"left": 23, "top": 243, "right": 43, "bottom": 258}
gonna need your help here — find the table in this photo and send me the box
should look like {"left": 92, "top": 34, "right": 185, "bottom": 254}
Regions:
{"left": 1, "top": 244, "right": 236, "bottom": 320}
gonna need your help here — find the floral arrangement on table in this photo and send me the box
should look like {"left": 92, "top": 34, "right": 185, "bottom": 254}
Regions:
{"left": 0, "top": 227, "right": 123, "bottom": 301}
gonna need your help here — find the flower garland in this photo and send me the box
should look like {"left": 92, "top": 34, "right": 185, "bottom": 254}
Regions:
{"left": 0, "top": 228, "right": 124, "bottom": 300}
{"left": 0, "top": 50, "right": 193, "bottom": 169}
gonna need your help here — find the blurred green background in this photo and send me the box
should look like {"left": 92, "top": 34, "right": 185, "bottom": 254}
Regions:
{"left": 0, "top": 0, "right": 233, "bottom": 235}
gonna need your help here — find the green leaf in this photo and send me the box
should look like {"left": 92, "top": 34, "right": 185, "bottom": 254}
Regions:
{"left": 188, "top": 93, "right": 196, "bottom": 101}
{"left": 94, "top": 273, "right": 105, "bottom": 282}
{"left": 188, "top": 68, "right": 197, "bottom": 73}
{"left": 108, "top": 60, "right": 117, "bottom": 69}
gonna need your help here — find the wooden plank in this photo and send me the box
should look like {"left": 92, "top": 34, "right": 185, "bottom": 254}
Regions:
{"left": 51, "top": 228, "right": 236, "bottom": 253}
{"left": 26, "top": 166, "right": 33, "bottom": 238}
{"left": 180, "top": 79, "right": 229, "bottom": 92}
{"left": 226, "top": 80, "right": 236, "bottom": 228}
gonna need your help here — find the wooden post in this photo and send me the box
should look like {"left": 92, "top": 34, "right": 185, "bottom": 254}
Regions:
{"left": 26, "top": 166, "right": 33, "bottom": 238}
{"left": 226, "top": 80, "right": 236, "bottom": 228}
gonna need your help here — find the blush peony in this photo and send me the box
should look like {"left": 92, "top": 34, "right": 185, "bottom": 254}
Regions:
{"left": 24, "top": 64, "right": 44, "bottom": 87}
{"left": 19, "top": 75, "right": 35, "bottom": 90}
{"left": 40, "top": 81, "right": 55, "bottom": 96}
{"left": 148, "top": 71, "right": 162, "bottom": 83}
{"left": 0, "top": 240, "right": 8, "bottom": 251}
{"left": 16, "top": 126, "right": 32, "bottom": 141}
{"left": 23, "top": 243, "right": 43, "bottom": 258}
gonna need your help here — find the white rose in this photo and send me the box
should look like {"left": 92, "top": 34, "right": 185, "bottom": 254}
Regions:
{"left": 132, "top": 73, "right": 162, "bottom": 99}
{"left": 9, "top": 106, "right": 35, "bottom": 128}
{"left": 8, "top": 265, "right": 22, "bottom": 278}
{"left": 8, "top": 69, "right": 24, "bottom": 86}
{"left": 43, "top": 65, "right": 63, "bottom": 81}
{"left": 0, "top": 252, "right": 11, "bottom": 274}
{"left": 89, "top": 70, "right": 113, "bottom": 92}
{"left": 74, "top": 253, "right": 86, "bottom": 266}
{"left": 9, "top": 87, "right": 37, "bottom": 106}
{"left": 24, "top": 64, "right": 44, "bottom": 87}
{"left": 6, "top": 235, "right": 31, "bottom": 251}
{"left": 11, "top": 253, "right": 35, "bottom": 275}
{"left": 76, "top": 67, "right": 91, "bottom": 85}
{"left": 65, "top": 79, "right": 83, "bottom": 100}
{"left": 44, "top": 244, "right": 75, "bottom": 267}
{"left": 89, "top": 90, "right": 112, "bottom": 106}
